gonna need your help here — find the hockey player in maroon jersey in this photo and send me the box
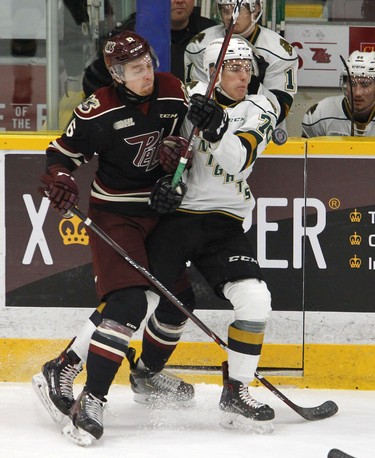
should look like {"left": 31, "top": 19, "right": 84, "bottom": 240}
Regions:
{"left": 34, "top": 30, "right": 192, "bottom": 443}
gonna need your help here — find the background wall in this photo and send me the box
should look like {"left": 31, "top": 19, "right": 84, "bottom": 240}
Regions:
{"left": 1, "top": 135, "right": 375, "bottom": 389}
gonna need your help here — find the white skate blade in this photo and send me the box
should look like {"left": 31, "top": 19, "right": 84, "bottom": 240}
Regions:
{"left": 32, "top": 372, "right": 65, "bottom": 424}
{"left": 219, "top": 411, "right": 274, "bottom": 434}
{"left": 133, "top": 392, "right": 196, "bottom": 409}
{"left": 62, "top": 421, "right": 94, "bottom": 447}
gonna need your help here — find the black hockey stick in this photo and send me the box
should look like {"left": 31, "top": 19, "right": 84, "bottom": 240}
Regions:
{"left": 255, "top": 371, "right": 337, "bottom": 421}
{"left": 68, "top": 206, "right": 338, "bottom": 421}
{"left": 328, "top": 449, "right": 356, "bottom": 458}
{"left": 171, "top": 0, "right": 244, "bottom": 188}
{"left": 340, "top": 55, "right": 355, "bottom": 136}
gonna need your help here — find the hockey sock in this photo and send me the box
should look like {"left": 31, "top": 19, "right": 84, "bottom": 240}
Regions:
{"left": 140, "top": 313, "right": 186, "bottom": 372}
{"left": 227, "top": 320, "right": 266, "bottom": 385}
{"left": 85, "top": 318, "right": 133, "bottom": 396}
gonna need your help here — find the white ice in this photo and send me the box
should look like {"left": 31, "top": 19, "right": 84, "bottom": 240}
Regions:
{"left": 1, "top": 382, "right": 374, "bottom": 458}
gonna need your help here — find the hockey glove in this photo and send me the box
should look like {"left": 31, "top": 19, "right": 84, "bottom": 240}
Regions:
{"left": 158, "top": 136, "right": 192, "bottom": 173}
{"left": 187, "top": 93, "right": 229, "bottom": 143}
{"left": 40, "top": 165, "right": 79, "bottom": 214}
{"left": 149, "top": 175, "right": 187, "bottom": 214}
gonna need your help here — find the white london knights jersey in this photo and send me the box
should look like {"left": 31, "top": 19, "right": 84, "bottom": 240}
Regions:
{"left": 302, "top": 95, "right": 375, "bottom": 137}
{"left": 178, "top": 81, "right": 278, "bottom": 221}
{"left": 184, "top": 25, "right": 298, "bottom": 112}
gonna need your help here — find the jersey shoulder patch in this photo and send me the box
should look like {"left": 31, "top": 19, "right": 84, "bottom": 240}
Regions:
{"left": 190, "top": 31, "right": 206, "bottom": 45}
{"left": 279, "top": 37, "right": 295, "bottom": 57}
{"left": 75, "top": 87, "right": 121, "bottom": 119}
{"left": 187, "top": 25, "right": 223, "bottom": 51}
{"left": 257, "top": 26, "right": 297, "bottom": 59}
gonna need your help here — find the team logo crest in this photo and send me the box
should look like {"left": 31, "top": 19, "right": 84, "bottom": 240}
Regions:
{"left": 79, "top": 94, "right": 100, "bottom": 113}
{"left": 104, "top": 41, "right": 116, "bottom": 54}
{"left": 127, "top": 129, "right": 164, "bottom": 171}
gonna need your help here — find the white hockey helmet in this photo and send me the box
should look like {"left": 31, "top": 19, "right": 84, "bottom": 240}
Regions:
{"left": 344, "top": 51, "right": 375, "bottom": 78}
{"left": 204, "top": 36, "right": 253, "bottom": 86}
{"left": 216, "top": 0, "right": 263, "bottom": 23}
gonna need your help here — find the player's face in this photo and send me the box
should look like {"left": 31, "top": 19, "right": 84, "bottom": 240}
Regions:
{"left": 220, "top": 59, "right": 252, "bottom": 100}
{"left": 219, "top": 3, "right": 260, "bottom": 35}
{"left": 123, "top": 53, "right": 155, "bottom": 96}
{"left": 345, "top": 77, "right": 375, "bottom": 116}
{"left": 171, "top": 0, "right": 195, "bottom": 29}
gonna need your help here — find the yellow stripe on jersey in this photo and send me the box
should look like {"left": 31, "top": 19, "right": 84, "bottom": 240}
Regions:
{"left": 236, "top": 132, "right": 258, "bottom": 169}
{"left": 228, "top": 325, "right": 264, "bottom": 345}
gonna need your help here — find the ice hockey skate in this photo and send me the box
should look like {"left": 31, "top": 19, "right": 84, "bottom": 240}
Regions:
{"left": 32, "top": 345, "right": 83, "bottom": 423}
{"left": 127, "top": 347, "right": 195, "bottom": 408}
{"left": 64, "top": 389, "right": 106, "bottom": 446}
{"left": 219, "top": 362, "right": 274, "bottom": 434}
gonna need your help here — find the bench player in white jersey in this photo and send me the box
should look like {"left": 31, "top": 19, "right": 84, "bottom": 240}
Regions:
{"left": 144, "top": 36, "right": 279, "bottom": 431}
{"left": 184, "top": 0, "right": 298, "bottom": 127}
{"left": 302, "top": 51, "right": 375, "bottom": 137}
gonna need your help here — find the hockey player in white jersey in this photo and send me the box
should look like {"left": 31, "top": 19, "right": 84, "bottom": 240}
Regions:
{"left": 302, "top": 51, "right": 375, "bottom": 137}
{"left": 184, "top": 0, "right": 298, "bottom": 126}
{"left": 145, "top": 35, "right": 279, "bottom": 431}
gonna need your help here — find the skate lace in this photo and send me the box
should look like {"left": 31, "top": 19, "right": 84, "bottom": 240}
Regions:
{"left": 59, "top": 362, "right": 83, "bottom": 398}
{"left": 150, "top": 370, "right": 181, "bottom": 391}
{"left": 84, "top": 394, "right": 104, "bottom": 424}
{"left": 238, "top": 385, "right": 265, "bottom": 408}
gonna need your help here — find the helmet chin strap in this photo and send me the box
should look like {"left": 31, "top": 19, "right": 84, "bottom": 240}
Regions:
{"left": 238, "top": 22, "right": 255, "bottom": 38}
{"left": 238, "top": 11, "right": 260, "bottom": 38}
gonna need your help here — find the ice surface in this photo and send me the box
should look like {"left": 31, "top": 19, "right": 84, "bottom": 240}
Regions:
{"left": 1, "top": 382, "right": 374, "bottom": 458}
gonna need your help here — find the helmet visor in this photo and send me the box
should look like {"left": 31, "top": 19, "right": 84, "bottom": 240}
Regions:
{"left": 112, "top": 52, "right": 157, "bottom": 84}
{"left": 342, "top": 75, "right": 375, "bottom": 90}
{"left": 223, "top": 59, "right": 252, "bottom": 75}
{"left": 123, "top": 53, "right": 155, "bottom": 82}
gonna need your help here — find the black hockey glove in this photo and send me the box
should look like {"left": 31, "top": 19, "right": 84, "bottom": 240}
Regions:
{"left": 149, "top": 175, "right": 187, "bottom": 214}
{"left": 187, "top": 94, "right": 229, "bottom": 143}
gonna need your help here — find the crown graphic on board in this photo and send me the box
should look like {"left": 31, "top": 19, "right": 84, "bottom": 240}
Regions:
{"left": 59, "top": 215, "right": 89, "bottom": 246}
{"left": 349, "top": 255, "right": 361, "bottom": 269}
{"left": 349, "top": 209, "right": 362, "bottom": 223}
{"left": 349, "top": 232, "right": 362, "bottom": 246}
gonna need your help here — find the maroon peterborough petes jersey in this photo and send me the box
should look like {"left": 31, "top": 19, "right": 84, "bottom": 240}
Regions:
{"left": 46, "top": 72, "right": 188, "bottom": 216}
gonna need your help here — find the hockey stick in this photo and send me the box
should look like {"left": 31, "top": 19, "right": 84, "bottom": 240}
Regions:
{"left": 171, "top": 0, "right": 244, "bottom": 188}
{"left": 68, "top": 206, "right": 338, "bottom": 421}
{"left": 340, "top": 55, "right": 355, "bottom": 136}
{"left": 328, "top": 449, "right": 356, "bottom": 458}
